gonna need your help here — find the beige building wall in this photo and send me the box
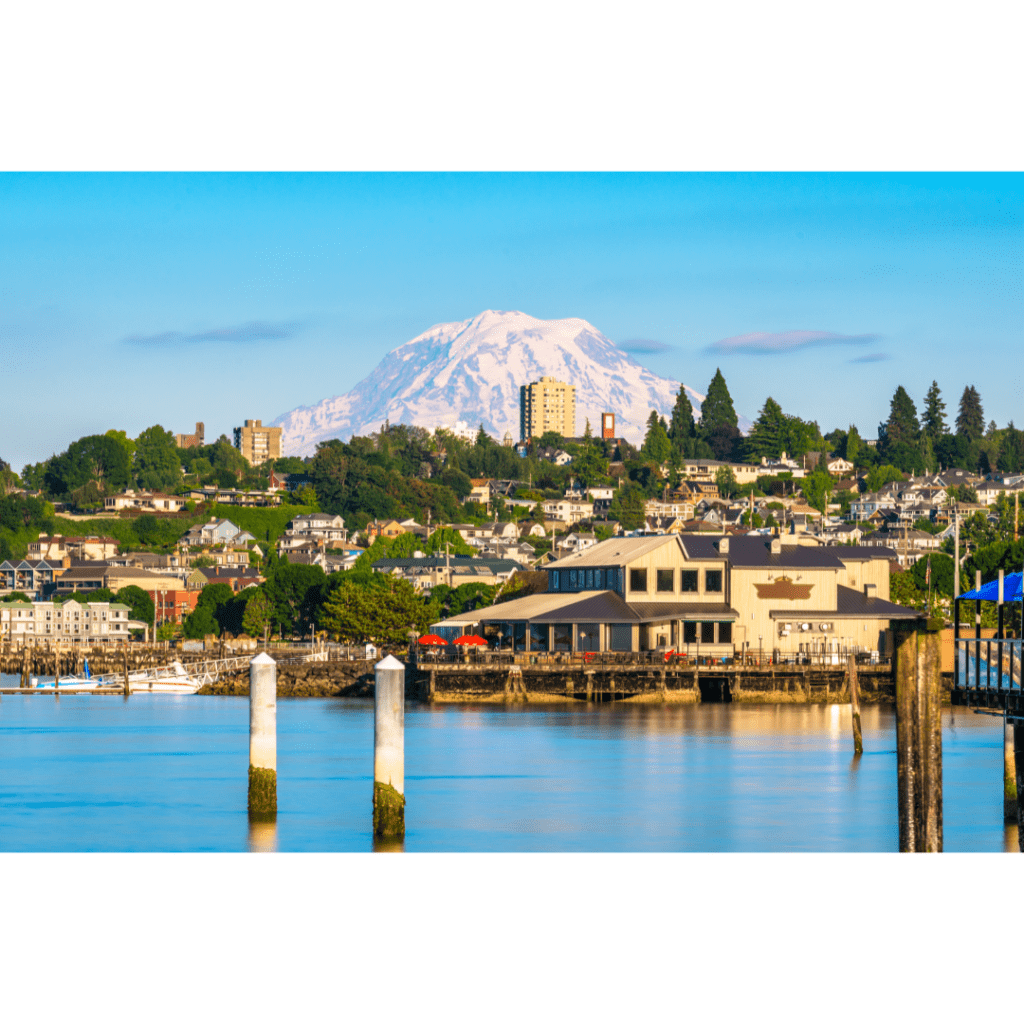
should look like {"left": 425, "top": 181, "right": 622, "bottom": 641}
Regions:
{"left": 233, "top": 419, "right": 282, "bottom": 466}
{"left": 520, "top": 377, "right": 576, "bottom": 439}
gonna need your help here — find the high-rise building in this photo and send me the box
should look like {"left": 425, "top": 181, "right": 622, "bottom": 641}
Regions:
{"left": 519, "top": 377, "right": 576, "bottom": 441}
{"left": 600, "top": 412, "right": 615, "bottom": 439}
{"left": 233, "top": 419, "right": 282, "bottom": 466}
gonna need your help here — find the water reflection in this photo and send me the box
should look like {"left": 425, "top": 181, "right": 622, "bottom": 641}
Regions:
{"left": 248, "top": 818, "right": 278, "bottom": 853}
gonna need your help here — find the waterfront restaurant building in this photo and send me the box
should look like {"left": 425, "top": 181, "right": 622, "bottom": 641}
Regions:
{"left": 430, "top": 534, "right": 917, "bottom": 659}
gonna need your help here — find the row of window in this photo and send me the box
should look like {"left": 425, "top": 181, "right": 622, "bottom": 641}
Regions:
{"left": 550, "top": 568, "right": 622, "bottom": 592}
{"left": 682, "top": 621, "right": 732, "bottom": 644}
{"left": 630, "top": 568, "right": 722, "bottom": 594}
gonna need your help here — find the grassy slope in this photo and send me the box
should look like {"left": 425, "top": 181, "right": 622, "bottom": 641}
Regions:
{"left": 2, "top": 504, "right": 316, "bottom": 558}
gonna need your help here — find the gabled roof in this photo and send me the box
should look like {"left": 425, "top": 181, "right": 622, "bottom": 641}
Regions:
{"left": 547, "top": 534, "right": 679, "bottom": 569}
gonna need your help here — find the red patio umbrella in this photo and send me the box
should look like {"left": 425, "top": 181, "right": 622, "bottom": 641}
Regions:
{"left": 417, "top": 633, "right": 447, "bottom": 645}
{"left": 453, "top": 634, "right": 488, "bottom": 646}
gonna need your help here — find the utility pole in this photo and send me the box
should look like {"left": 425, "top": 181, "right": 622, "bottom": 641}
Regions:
{"left": 1015, "top": 491, "right": 1019, "bottom": 543}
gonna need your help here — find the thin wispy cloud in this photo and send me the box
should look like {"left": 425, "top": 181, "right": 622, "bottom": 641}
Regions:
{"left": 123, "top": 319, "right": 303, "bottom": 346}
{"left": 705, "top": 329, "right": 880, "bottom": 356}
{"left": 619, "top": 338, "right": 672, "bottom": 354}
{"left": 849, "top": 352, "right": 891, "bottom": 363}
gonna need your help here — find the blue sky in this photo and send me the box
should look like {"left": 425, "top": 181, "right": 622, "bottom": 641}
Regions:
{"left": 1, "top": 172, "right": 1020, "bottom": 471}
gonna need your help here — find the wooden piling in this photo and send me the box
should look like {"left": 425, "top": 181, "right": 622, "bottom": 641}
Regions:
{"left": 373, "top": 655, "right": 405, "bottom": 838}
{"left": 1005, "top": 721, "right": 1018, "bottom": 824}
{"left": 1015, "top": 722, "right": 1024, "bottom": 853}
{"left": 848, "top": 654, "right": 863, "bottom": 756}
{"left": 248, "top": 652, "right": 277, "bottom": 820}
{"left": 894, "top": 620, "right": 943, "bottom": 852}
{"left": 122, "top": 644, "right": 130, "bottom": 697}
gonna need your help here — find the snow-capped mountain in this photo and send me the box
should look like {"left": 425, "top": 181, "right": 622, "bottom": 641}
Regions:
{"left": 273, "top": 310, "right": 704, "bottom": 457}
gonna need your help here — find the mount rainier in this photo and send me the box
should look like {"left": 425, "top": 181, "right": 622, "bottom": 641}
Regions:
{"left": 273, "top": 310, "right": 703, "bottom": 457}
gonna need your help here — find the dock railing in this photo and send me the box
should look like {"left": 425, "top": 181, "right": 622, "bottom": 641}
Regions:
{"left": 953, "top": 637, "right": 1023, "bottom": 695}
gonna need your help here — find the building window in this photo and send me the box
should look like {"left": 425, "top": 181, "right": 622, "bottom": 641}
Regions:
{"left": 553, "top": 623, "right": 573, "bottom": 652}
{"left": 585, "top": 569, "right": 594, "bottom": 589}
{"left": 595, "top": 568, "right": 605, "bottom": 590}
{"left": 719, "top": 622, "right": 733, "bottom": 643}
{"left": 569, "top": 569, "right": 578, "bottom": 590}
{"left": 680, "top": 570, "right": 698, "bottom": 593}
{"left": 705, "top": 570, "right": 723, "bottom": 593}
{"left": 656, "top": 569, "right": 674, "bottom": 592}
{"left": 683, "top": 621, "right": 698, "bottom": 644}
{"left": 629, "top": 568, "right": 647, "bottom": 593}
{"left": 609, "top": 624, "right": 632, "bottom": 652}
{"left": 578, "top": 623, "right": 600, "bottom": 652}
{"left": 701, "top": 621, "right": 716, "bottom": 644}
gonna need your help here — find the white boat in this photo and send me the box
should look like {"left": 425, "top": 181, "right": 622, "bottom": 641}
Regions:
{"left": 34, "top": 660, "right": 204, "bottom": 695}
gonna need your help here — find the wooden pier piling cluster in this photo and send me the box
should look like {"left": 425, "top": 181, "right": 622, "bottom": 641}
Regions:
{"left": 893, "top": 621, "right": 944, "bottom": 853}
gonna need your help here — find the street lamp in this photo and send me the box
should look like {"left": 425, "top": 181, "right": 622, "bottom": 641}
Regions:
{"left": 758, "top": 634, "right": 763, "bottom": 668}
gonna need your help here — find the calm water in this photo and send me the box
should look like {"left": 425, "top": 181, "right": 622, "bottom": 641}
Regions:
{"left": 0, "top": 675, "right": 1016, "bottom": 852}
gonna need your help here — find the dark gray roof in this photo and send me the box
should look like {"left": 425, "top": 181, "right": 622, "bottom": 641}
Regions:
{"left": 835, "top": 545, "right": 900, "bottom": 560}
{"left": 627, "top": 602, "right": 739, "bottom": 622}
{"left": 768, "top": 585, "right": 920, "bottom": 620}
{"left": 681, "top": 535, "right": 847, "bottom": 568}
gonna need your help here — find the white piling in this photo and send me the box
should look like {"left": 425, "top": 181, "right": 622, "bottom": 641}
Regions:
{"left": 373, "top": 654, "right": 405, "bottom": 836}
{"left": 248, "top": 652, "right": 277, "bottom": 819}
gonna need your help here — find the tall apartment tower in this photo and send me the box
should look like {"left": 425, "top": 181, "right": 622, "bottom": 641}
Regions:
{"left": 233, "top": 419, "right": 282, "bottom": 466}
{"left": 519, "top": 376, "right": 576, "bottom": 441}
{"left": 600, "top": 412, "right": 615, "bottom": 439}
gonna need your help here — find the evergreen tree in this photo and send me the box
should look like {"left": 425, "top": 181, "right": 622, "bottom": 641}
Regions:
{"left": 998, "top": 422, "right": 1024, "bottom": 473}
{"left": 744, "top": 397, "right": 787, "bottom": 462}
{"left": 956, "top": 385, "right": 984, "bottom": 440}
{"left": 884, "top": 386, "right": 920, "bottom": 446}
{"left": 846, "top": 425, "right": 862, "bottom": 465}
{"left": 699, "top": 368, "right": 740, "bottom": 460}
{"left": 921, "top": 380, "right": 947, "bottom": 441}
{"left": 667, "top": 386, "right": 696, "bottom": 456}
{"left": 641, "top": 410, "right": 672, "bottom": 464}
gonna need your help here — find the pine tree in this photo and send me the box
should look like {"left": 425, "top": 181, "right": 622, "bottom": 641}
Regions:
{"left": 641, "top": 410, "right": 672, "bottom": 464}
{"left": 998, "top": 422, "right": 1024, "bottom": 473}
{"left": 885, "top": 386, "right": 920, "bottom": 446}
{"left": 667, "top": 387, "right": 696, "bottom": 454}
{"left": 956, "top": 385, "right": 984, "bottom": 440}
{"left": 921, "top": 381, "right": 947, "bottom": 441}
{"left": 699, "top": 368, "right": 741, "bottom": 460}
{"left": 744, "top": 397, "right": 787, "bottom": 462}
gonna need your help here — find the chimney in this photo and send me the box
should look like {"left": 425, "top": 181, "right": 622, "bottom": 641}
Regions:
{"left": 718, "top": 537, "right": 729, "bottom": 554}
{"left": 864, "top": 583, "right": 876, "bottom": 599}
{"left": 770, "top": 538, "right": 781, "bottom": 555}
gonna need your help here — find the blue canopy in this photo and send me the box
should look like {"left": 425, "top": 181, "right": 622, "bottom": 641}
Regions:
{"left": 961, "top": 571, "right": 1024, "bottom": 602}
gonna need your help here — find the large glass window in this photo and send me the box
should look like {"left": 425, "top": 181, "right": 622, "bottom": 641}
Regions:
{"left": 629, "top": 568, "right": 647, "bottom": 592}
{"left": 551, "top": 570, "right": 560, "bottom": 591}
{"left": 553, "top": 624, "right": 573, "bottom": 652}
{"left": 705, "top": 569, "right": 723, "bottom": 593}
{"left": 656, "top": 569, "right": 674, "bottom": 592}
{"left": 683, "top": 621, "right": 697, "bottom": 644}
{"left": 680, "top": 570, "right": 698, "bottom": 592}
{"left": 719, "top": 622, "right": 733, "bottom": 643}
{"left": 578, "top": 623, "right": 600, "bottom": 652}
{"left": 513, "top": 622, "right": 527, "bottom": 652}
{"left": 595, "top": 569, "right": 605, "bottom": 589}
{"left": 585, "top": 569, "right": 594, "bottom": 589}
{"left": 569, "top": 569, "right": 578, "bottom": 590}
{"left": 701, "top": 621, "right": 716, "bottom": 644}
{"left": 609, "top": 624, "right": 632, "bottom": 651}
{"left": 530, "top": 624, "right": 549, "bottom": 651}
